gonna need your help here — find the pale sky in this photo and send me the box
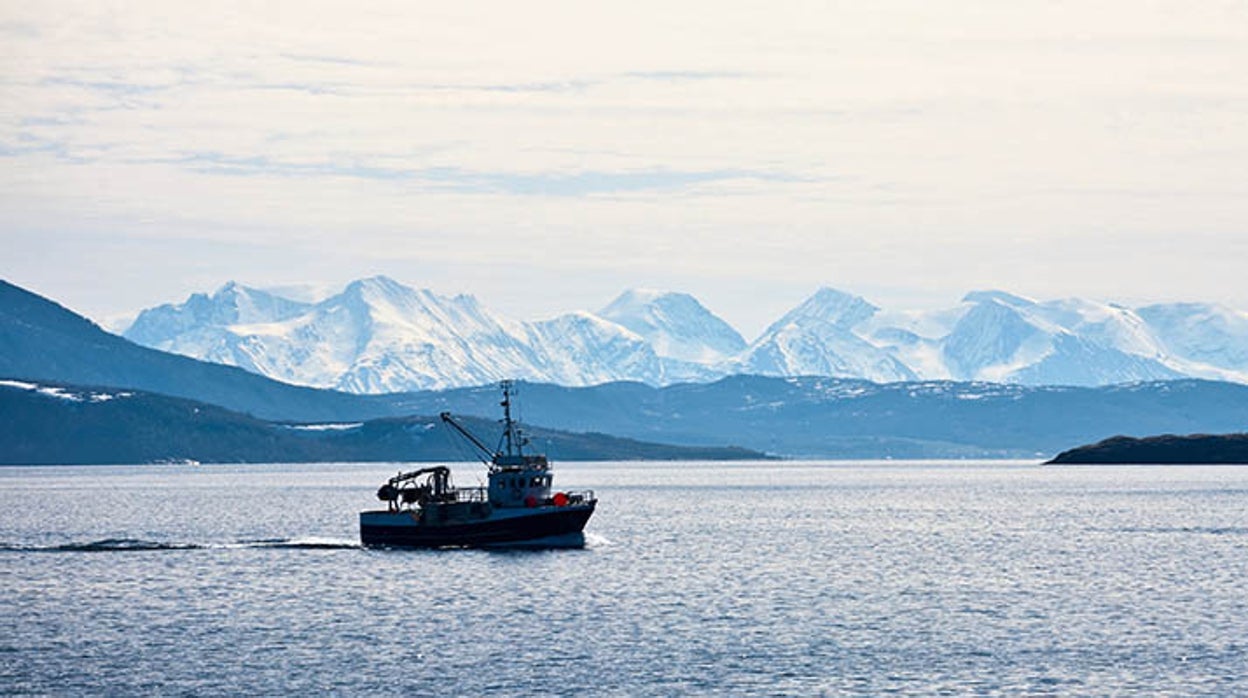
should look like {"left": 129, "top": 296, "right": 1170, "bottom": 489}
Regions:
{"left": 3, "top": 1, "right": 1247, "bottom": 337}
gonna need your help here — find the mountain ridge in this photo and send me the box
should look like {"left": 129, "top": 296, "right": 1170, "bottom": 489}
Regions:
{"left": 8, "top": 278, "right": 1248, "bottom": 459}
{"left": 0, "top": 378, "right": 769, "bottom": 465}
{"left": 119, "top": 277, "right": 1248, "bottom": 393}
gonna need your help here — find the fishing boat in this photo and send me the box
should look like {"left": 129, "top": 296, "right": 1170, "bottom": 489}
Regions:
{"left": 359, "top": 381, "right": 597, "bottom": 548}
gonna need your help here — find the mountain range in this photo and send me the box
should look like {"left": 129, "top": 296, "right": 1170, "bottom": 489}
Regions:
{"left": 122, "top": 276, "right": 1248, "bottom": 393}
{"left": 6, "top": 278, "right": 1248, "bottom": 459}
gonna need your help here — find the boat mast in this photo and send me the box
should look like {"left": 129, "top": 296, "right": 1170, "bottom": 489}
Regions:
{"left": 439, "top": 381, "right": 534, "bottom": 470}
{"left": 499, "top": 379, "right": 522, "bottom": 456}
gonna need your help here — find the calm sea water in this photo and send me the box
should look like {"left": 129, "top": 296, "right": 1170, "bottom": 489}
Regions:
{"left": 2, "top": 461, "right": 1246, "bottom": 695}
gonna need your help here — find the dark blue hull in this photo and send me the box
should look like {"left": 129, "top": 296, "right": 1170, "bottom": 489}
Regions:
{"left": 359, "top": 503, "right": 595, "bottom": 548}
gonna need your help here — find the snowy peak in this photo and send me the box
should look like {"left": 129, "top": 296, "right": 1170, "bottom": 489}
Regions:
{"left": 961, "top": 290, "right": 1036, "bottom": 309}
{"left": 124, "top": 276, "right": 542, "bottom": 393}
{"left": 356, "top": 279, "right": 440, "bottom": 331}
{"left": 1033, "top": 298, "right": 1163, "bottom": 358}
{"left": 312, "top": 278, "right": 537, "bottom": 392}
{"left": 740, "top": 288, "right": 914, "bottom": 383}
{"left": 325, "top": 277, "right": 513, "bottom": 344}
{"left": 1137, "top": 302, "right": 1248, "bottom": 379}
{"left": 340, "top": 275, "right": 422, "bottom": 307}
{"left": 120, "top": 279, "right": 1248, "bottom": 392}
{"left": 337, "top": 276, "right": 434, "bottom": 323}
{"left": 124, "top": 282, "right": 310, "bottom": 347}
{"left": 937, "top": 294, "right": 1180, "bottom": 385}
{"left": 601, "top": 288, "right": 668, "bottom": 309}
{"left": 599, "top": 289, "right": 745, "bottom": 363}
{"left": 941, "top": 296, "right": 1045, "bottom": 380}
{"left": 528, "top": 311, "right": 662, "bottom": 385}
{"left": 202, "top": 281, "right": 311, "bottom": 324}
{"left": 765, "top": 287, "right": 879, "bottom": 334}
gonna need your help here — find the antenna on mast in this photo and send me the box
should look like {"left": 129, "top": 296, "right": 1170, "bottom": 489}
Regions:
{"left": 499, "top": 380, "right": 521, "bottom": 456}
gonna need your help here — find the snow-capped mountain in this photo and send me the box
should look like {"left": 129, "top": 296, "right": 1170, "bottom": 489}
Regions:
{"left": 1136, "top": 302, "right": 1248, "bottom": 383}
{"left": 125, "top": 276, "right": 543, "bottom": 393}
{"left": 299, "top": 276, "right": 544, "bottom": 393}
{"left": 127, "top": 282, "right": 311, "bottom": 344}
{"left": 525, "top": 311, "right": 664, "bottom": 386}
{"left": 598, "top": 289, "right": 746, "bottom": 364}
{"left": 922, "top": 292, "right": 1179, "bottom": 385}
{"left": 735, "top": 288, "right": 917, "bottom": 383}
{"left": 125, "top": 282, "right": 316, "bottom": 377}
{"left": 121, "top": 278, "right": 1248, "bottom": 393}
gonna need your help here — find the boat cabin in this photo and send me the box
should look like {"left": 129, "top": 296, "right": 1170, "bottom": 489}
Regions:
{"left": 489, "top": 454, "right": 551, "bottom": 508}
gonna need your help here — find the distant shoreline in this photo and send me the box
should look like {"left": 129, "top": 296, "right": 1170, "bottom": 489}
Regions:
{"left": 1047, "top": 433, "right": 1248, "bottom": 465}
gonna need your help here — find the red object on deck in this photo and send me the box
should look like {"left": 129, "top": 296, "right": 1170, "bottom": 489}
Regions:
{"left": 552, "top": 492, "right": 569, "bottom": 507}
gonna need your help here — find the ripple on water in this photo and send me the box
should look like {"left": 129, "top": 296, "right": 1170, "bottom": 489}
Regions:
{"left": 2, "top": 462, "right": 1246, "bottom": 695}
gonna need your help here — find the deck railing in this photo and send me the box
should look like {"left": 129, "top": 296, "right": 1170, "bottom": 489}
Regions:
{"left": 436, "top": 486, "right": 593, "bottom": 506}
{"left": 450, "top": 487, "right": 489, "bottom": 503}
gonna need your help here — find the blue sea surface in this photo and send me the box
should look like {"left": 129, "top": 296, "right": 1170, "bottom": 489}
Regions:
{"left": 2, "top": 461, "right": 1246, "bottom": 695}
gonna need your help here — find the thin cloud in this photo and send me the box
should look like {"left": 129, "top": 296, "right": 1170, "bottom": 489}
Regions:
{"left": 245, "top": 82, "right": 344, "bottom": 96}
{"left": 0, "top": 21, "right": 40, "bottom": 38}
{"left": 39, "top": 76, "right": 176, "bottom": 96}
{"left": 0, "top": 140, "right": 63, "bottom": 158}
{"left": 423, "top": 167, "right": 801, "bottom": 196}
{"left": 162, "top": 151, "right": 801, "bottom": 195}
{"left": 624, "top": 70, "right": 749, "bottom": 82}
{"left": 419, "top": 80, "right": 599, "bottom": 94}
{"left": 279, "top": 53, "right": 383, "bottom": 67}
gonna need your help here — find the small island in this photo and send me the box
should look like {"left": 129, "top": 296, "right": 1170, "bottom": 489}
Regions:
{"left": 1046, "top": 433, "right": 1248, "bottom": 464}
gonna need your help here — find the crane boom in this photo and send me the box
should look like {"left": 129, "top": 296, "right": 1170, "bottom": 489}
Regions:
{"left": 440, "top": 411, "right": 494, "bottom": 463}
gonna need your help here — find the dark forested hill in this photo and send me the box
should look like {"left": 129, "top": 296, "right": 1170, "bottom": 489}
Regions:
{"left": 380, "top": 377, "right": 1248, "bottom": 458}
{"left": 1047, "top": 433, "right": 1248, "bottom": 464}
{"left": 0, "top": 380, "right": 767, "bottom": 465}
